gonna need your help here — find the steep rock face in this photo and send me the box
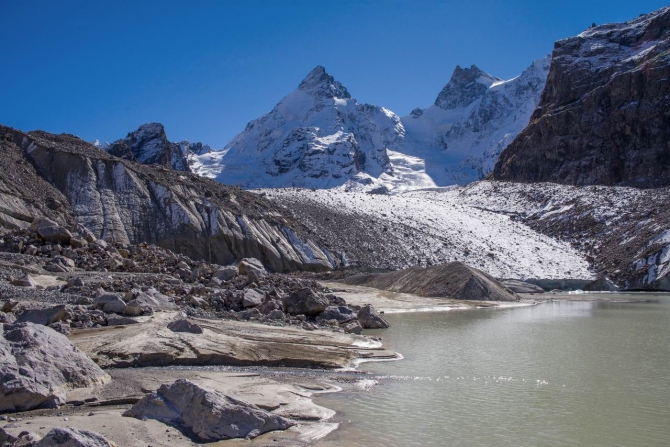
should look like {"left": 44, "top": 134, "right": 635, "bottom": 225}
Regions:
{"left": 401, "top": 58, "right": 550, "bottom": 184}
{"left": 0, "top": 128, "right": 75, "bottom": 229}
{"left": 493, "top": 7, "right": 670, "bottom": 187}
{"left": 107, "top": 123, "right": 191, "bottom": 172}
{"left": 191, "top": 66, "right": 408, "bottom": 190}
{"left": 0, "top": 125, "right": 341, "bottom": 272}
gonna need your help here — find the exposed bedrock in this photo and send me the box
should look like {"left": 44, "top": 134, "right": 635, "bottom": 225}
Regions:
{"left": 0, "top": 126, "right": 340, "bottom": 272}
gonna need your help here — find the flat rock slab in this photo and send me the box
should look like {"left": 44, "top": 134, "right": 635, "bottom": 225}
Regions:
{"left": 70, "top": 312, "right": 395, "bottom": 369}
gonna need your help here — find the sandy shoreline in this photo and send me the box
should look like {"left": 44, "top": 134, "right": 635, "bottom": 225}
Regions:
{"left": 7, "top": 285, "right": 660, "bottom": 445}
{"left": 320, "top": 280, "right": 538, "bottom": 313}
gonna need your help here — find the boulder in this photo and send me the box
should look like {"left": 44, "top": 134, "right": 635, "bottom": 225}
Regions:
{"left": 1, "top": 300, "right": 18, "bottom": 313}
{"left": 0, "top": 322, "right": 110, "bottom": 412}
{"left": 16, "top": 305, "right": 67, "bottom": 326}
{"left": 95, "top": 295, "right": 126, "bottom": 314}
{"left": 242, "top": 289, "right": 264, "bottom": 308}
{"left": 123, "top": 301, "right": 143, "bottom": 317}
{"left": 266, "top": 309, "right": 286, "bottom": 320}
{"left": 343, "top": 320, "right": 363, "bottom": 334}
{"left": 10, "top": 275, "right": 36, "bottom": 288}
{"left": 167, "top": 319, "right": 203, "bottom": 334}
{"left": 238, "top": 258, "right": 266, "bottom": 278}
{"left": 35, "top": 427, "right": 117, "bottom": 447}
{"left": 66, "top": 277, "right": 84, "bottom": 288}
{"left": 282, "top": 288, "right": 329, "bottom": 316}
{"left": 357, "top": 304, "right": 390, "bottom": 329}
{"left": 106, "top": 315, "right": 139, "bottom": 326}
{"left": 0, "top": 312, "right": 16, "bottom": 324}
{"left": 123, "top": 379, "right": 295, "bottom": 441}
{"left": 318, "top": 306, "right": 357, "bottom": 323}
{"left": 0, "top": 427, "right": 17, "bottom": 445}
{"left": 69, "top": 236, "right": 88, "bottom": 249}
{"left": 29, "top": 217, "right": 72, "bottom": 244}
{"left": 213, "top": 266, "right": 238, "bottom": 281}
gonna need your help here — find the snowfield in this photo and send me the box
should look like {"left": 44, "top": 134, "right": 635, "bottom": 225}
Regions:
{"left": 260, "top": 186, "right": 594, "bottom": 280}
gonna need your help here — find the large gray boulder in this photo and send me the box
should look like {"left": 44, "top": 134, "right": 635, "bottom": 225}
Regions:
{"left": 95, "top": 294, "right": 126, "bottom": 314}
{"left": 238, "top": 258, "right": 266, "bottom": 277}
{"left": 35, "top": 427, "right": 116, "bottom": 447}
{"left": 0, "top": 323, "right": 110, "bottom": 412}
{"left": 123, "top": 379, "right": 295, "bottom": 441}
{"left": 242, "top": 289, "right": 264, "bottom": 308}
{"left": 17, "top": 305, "right": 67, "bottom": 326}
{"left": 29, "top": 217, "right": 72, "bottom": 245}
{"left": 357, "top": 304, "right": 390, "bottom": 329}
{"left": 213, "top": 266, "right": 238, "bottom": 281}
{"left": 318, "top": 306, "right": 357, "bottom": 323}
{"left": 167, "top": 319, "right": 203, "bottom": 334}
{"left": 282, "top": 288, "right": 329, "bottom": 316}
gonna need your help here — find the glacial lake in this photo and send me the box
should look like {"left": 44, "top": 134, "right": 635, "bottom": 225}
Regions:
{"left": 315, "top": 294, "right": 670, "bottom": 447}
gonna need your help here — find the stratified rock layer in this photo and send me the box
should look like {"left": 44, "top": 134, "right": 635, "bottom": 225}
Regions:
{"left": 493, "top": 6, "right": 670, "bottom": 187}
{"left": 0, "top": 125, "right": 340, "bottom": 272}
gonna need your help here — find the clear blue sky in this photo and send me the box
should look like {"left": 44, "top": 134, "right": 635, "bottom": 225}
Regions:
{"left": 2, "top": 0, "right": 667, "bottom": 148}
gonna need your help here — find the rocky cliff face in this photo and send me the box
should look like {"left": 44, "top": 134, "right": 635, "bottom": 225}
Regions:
{"left": 401, "top": 58, "right": 550, "bottom": 184}
{"left": 493, "top": 6, "right": 670, "bottom": 187}
{"left": 107, "top": 123, "right": 192, "bottom": 172}
{"left": 0, "top": 125, "right": 341, "bottom": 272}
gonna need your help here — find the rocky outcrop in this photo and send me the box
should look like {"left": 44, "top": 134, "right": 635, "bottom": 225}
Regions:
{"left": 493, "top": 6, "right": 670, "bottom": 187}
{"left": 0, "top": 125, "right": 341, "bottom": 272}
{"left": 343, "top": 261, "right": 519, "bottom": 301}
{"left": 282, "top": 288, "right": 329, "bottom": 316}
{"left": 36, "top": 427, "right": 117, "bottom": 447}
{"left": 123, "top": 379, "right": 295, "bottom": 441}
{"left": 357, "top": 304, "right": 390, "bottom": 329}
{"left": 0, "top": 322, "right": 110, "bottom": 412}
{"left": 107, "top": 123, "right": 191, "bottom": 172}
{"left": 72, "top": 312, "right": 383, "bottom": 369}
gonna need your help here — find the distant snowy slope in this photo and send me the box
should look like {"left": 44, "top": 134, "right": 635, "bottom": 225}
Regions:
{"left": 261, "top": 186, "right": 592, "bottom": 279}
{"left": 401, "top": 57, "right": 550, "bottom": 185}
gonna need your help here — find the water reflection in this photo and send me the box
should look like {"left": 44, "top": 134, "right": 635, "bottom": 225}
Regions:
{"left": 316, "top": 295, "right": 670, "bottom": 447}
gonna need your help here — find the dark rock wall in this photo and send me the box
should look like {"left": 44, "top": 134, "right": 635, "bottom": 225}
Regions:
{"left": 493, "top": 7, "right": 670, "bottom": 187}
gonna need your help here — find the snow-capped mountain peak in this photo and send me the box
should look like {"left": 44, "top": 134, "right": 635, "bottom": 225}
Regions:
{"left": 400, "top": 56, "right": 551, "bottom": 185}
{"left": 189, "top": 66, "right": 421, "bottom": 190}
{"left": 434, "top": 65, "right": 502, "bottom": 110}
{"left": 298, "top": 65, "right": 351, "bottom": 99}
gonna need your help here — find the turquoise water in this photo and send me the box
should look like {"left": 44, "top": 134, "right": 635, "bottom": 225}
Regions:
{"left": 316, "top": 295, "right": 670, "bottom": 447}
